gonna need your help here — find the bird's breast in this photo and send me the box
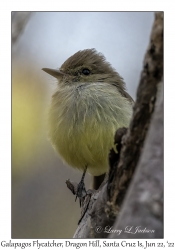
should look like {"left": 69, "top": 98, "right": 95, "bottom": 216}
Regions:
{"left": 48, "top": 82, "right": 132, "bottom": 175}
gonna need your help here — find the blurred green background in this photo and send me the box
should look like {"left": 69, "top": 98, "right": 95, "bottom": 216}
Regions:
{"left": 12, "top": 12, "right": 154, "bottom": 238}
{"left": 12, "top": 49, "right": 87, "bottom": 238}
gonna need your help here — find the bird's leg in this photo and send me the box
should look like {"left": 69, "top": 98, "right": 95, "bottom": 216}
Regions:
{"left": 75, "top": 165, "right": 87, "bottom": 206}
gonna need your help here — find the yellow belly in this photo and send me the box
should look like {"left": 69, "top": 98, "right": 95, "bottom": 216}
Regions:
{"left": 48, "top": 82, "right": 132, "bottom": 176}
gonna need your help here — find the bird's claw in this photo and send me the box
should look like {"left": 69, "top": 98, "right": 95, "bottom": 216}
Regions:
{"left": 75, "top": 180, "right": 87, "bottom": 206}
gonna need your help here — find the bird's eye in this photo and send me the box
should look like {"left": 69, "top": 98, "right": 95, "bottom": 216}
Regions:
{"left": 82, "top": 68, "right": 90, "bottom": 75}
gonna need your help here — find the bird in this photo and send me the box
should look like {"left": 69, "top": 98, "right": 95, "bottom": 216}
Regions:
{"left": 42, "top": 48, "right": 133, "bottom": 200}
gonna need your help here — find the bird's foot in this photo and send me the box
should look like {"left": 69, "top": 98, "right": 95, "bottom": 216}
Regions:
{"left": 75, "top": 166, "right": 88, "bottom": 206}
{"left": 75, "top": 179, "right": 87, "bottom": 207}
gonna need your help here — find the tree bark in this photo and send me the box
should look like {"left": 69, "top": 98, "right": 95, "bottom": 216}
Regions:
{"left": 109, "top": 79, "right": 163, "bottom": 239}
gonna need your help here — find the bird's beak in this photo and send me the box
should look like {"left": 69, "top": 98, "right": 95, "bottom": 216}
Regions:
{"left": 42, "top": 68, "right": 65, "bottom": 78}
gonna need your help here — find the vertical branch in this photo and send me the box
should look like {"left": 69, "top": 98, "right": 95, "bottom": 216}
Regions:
{"left": 108, "top": 12, "right": 163, "bottom": 207}
{"left": 12, "top": 12, "right": 32, "bottom": 46}
{"left": 110, "top": 79, "right": 163, "bottom": 238}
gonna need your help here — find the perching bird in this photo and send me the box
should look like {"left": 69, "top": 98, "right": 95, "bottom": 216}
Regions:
{"left": 43, "top": 48, "right": 133, "bottom": 199}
